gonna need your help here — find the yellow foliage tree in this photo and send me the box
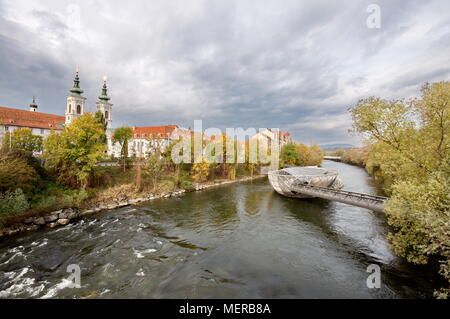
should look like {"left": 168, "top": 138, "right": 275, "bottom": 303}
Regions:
{"left": 191, "top": 156, "right": 210, "bottom": 183}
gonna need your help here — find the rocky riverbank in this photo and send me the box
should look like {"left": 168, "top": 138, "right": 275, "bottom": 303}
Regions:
{"left": 0, "top": 175, "right": 265, "bottom": 240}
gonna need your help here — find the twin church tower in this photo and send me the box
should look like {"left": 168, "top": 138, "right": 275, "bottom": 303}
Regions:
{"left": 65, "top": 70, "right": 114, "bottom": 153}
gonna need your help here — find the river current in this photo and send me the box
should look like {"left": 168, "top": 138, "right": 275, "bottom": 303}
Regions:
{"left": 0, "top": 161, "right": 441, "bottom": 298}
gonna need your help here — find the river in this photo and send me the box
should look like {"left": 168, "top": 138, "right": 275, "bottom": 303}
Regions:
{"left": 0, "top": 161, "right": 442, "bottom": 298}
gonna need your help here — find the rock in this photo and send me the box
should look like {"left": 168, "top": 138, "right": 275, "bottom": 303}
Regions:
{"left": 67, "top": 210, "right": 79, "bottom": 219}
{"left": 26, "top": 225, "right": 39, "bottom": 231}
{"left": 23, "top": 217, "right": 34, "bottom": 224}
{"left": 7, "top": 228, "right": 19, "bottom": 236}
{"left": 58, "top": 212, "right": 68, "bottom": 219}
{"left": 34, "top": 217, "right": 46, "bottom": 225}
{"left": 57, "top": 219, "right": 70, "bottom": 225}
{"left": 44, "top": 214, "right": 58, "bottom": 222}
{"left": 48, "top": 222, "right": 57, "bottom": 228}
{"left": 81, "top": 209, "right": 95, "bottom": 216}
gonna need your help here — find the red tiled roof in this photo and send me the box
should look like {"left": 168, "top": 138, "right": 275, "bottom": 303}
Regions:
{"left": 0, "top": 106, "right": 65, "bottom": 130}
{"left": 132, "top": 125, "right": 178, "bottom": 139}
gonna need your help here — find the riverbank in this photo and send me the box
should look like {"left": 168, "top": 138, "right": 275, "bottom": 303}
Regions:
{"left": 0, "top": 174, "right": 266, "bottom": 240}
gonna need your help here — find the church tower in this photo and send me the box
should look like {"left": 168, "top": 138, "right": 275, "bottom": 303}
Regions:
{"left": 65, "top": 69, "right": 86, "bottom": 125}
{"left": 29, "top": 96, "right": 38, "bottom": 112}
{"left": 96, "top": 76, "right": 113, "bottom": 154}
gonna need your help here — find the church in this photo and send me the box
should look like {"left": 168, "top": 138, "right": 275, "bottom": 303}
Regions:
{"left": 0, "top": 71, "right": 184, "bottom": 158}
{"left": 0, "top": 71, "right": 114, "bottom": 153}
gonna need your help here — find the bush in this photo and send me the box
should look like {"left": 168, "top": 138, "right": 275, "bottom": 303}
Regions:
{"left": 29, "top": 184, "right": 89, "bottom": 213}
{"left": 180, "top": 180, "right": 192, "bottom": 189}
{"left": 0, "top": 189, "right": 29, "bottom": 222}
{"left": 0, "top": 150, "right": 41, "bottom": 196}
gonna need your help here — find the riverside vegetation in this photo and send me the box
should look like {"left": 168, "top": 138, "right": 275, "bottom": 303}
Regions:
{"left": 0, "top": 114, "right": 318, "bottom": 230}
{"left": 343, "top": 81, "right": 449, "bottom": 298}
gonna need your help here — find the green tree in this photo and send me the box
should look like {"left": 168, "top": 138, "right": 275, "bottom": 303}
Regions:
{"left": 143, "top": 152, "right": 166, "bottom": 190}
{"left": 2, "top": 128, "right": 43, "bottom": 153}
{"left": 42, "top": 113, "right": 106, "bottom": 189}
{"left": 280, "top": 143, "right": 300, "bottom": 167}
{"left": 349, "top": 81, "right": 450, "bottom": 298}
{"left": 95, "top": 111, "right": 108, "bottom": 146}
{"left": 112, "top": 126, "right": 133, "bottom": 171}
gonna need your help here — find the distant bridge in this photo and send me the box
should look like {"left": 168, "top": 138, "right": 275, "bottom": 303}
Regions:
{"left": 323, "top": 156, "right": 341, "bottom": 161}
{"left": 290, "top": 184, "right": 387, "bottom": 213}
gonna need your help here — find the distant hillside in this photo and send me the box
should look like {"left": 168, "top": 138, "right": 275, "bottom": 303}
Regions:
{"left": 319, "top": 144, "right": 354, "bottom": 149}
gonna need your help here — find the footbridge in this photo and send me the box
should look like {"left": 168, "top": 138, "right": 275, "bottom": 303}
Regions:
{"left": 290, "top": 184, "right": 387, "bottom": 213}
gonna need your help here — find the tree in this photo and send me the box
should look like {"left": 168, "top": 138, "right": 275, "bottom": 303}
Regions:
{"left": 42, "top": 113, "right": 106, "bottom": 189}
{"left": 112, "top": 127, "right": 133, "bottom": 171}
{"left": 349, "top": 81, "right": 450, "bottom": 298}
{"left": 143, "top": 152, "right": 166, "bottom": 190}
{"left": 2, "top": 128, "right": 43, "bottom": 153}
{"left": 0, "top": 150, "right": 39, "bottom": 195}
{"left": 95, "top": 111, "right": 108, "bottom": 146}
{"left": 191, "top": 156, "right": 210, "bottom": 183}
{"left": 280, "top": 143, "right": 300, "bottom": 167}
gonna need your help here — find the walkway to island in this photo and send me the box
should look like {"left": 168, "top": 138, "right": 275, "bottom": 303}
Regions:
{"left": 290, "top": 184, "right": 387, "bottom": 212}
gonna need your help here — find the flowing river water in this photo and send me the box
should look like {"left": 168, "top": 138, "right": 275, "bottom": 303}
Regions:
{"left": 0, "top": 161, "right": 443, "bottom": 298}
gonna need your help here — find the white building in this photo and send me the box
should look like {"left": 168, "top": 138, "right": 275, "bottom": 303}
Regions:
{"left": 250, "top": 129, "right": 292, "bottom": 150}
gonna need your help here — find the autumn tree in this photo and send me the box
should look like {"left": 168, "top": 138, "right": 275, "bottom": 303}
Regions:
{"left": 42, "top": 113, "right": 106, "bottom": 189}
{"left": 349, "top": 81, "right": 450, "bottom": 298}
{"left": 191, "top": 156, "right": 210, "bottom": 183}
{"left": 0, "top": 150, "right": 40, "bottom": 195}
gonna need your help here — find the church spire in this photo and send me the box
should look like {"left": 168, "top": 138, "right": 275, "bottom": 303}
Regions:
{"left": 70, "top": 68, "right": 84, "bottom": 96}
{"left": 29, "top": 96, "right": 38, "bottom": 112}
{"left": 98, "top": 76, "right": 110, "bottom": 102}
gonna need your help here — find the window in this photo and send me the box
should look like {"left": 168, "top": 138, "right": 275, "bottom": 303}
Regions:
{"left": 40, "top": 129, "right": 45, "bottom": 135}
{"left": 68, "top": 104, "right": 72, "bottom": 113}
{"left": 77, "top": 105, "right": 81, "bottom": 114}
{"left": 105, "top": 110, "right": 109, "bottom": 120}
{"left": 5, "top": 126, "right": 9, "bottom": 132}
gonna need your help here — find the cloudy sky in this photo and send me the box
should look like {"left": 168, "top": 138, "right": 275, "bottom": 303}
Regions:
{"left": 0, "top": 0, "right": 449, "bottom": 145}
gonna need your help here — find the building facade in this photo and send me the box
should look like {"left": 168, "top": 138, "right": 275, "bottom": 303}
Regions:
{"left": 0, "top": 71, "right": 115, "bottom": 155}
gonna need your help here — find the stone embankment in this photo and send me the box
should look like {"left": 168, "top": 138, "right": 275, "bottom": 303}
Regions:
{"left": 0, "top": 175, "right": 265, "bottom": 240}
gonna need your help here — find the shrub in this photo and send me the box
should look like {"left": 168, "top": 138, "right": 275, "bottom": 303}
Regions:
{"left": 0, "top": 189, "right": 29, "bottom": 222}
{"left": 0, "top": 150, "right": 40, "bottom": 196}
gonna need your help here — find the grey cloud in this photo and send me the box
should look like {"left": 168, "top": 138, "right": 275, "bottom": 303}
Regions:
{"left": 0, "top": 0, "right": 449, "bottom": 144}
